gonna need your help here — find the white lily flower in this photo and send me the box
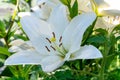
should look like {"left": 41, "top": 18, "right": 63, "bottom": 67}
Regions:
{"left": 5, "top": 5, "right": 102, "bottom": 72}
{"left": 91, "top": 0, "right": 120, "bottom": 16}
{"left": 72, "top": 0, "right": 92, "bottom": 13}
{"left": 19, "top": 0, "right": 61, "bottom": 20}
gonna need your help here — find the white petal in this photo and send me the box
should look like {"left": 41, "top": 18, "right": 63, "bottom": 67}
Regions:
{"left": 70, "top": 12, "right": 96, "bottom": 53}
{"left": 48, "top": 0, "right": 61, "bottom": 4}
{"left": 9, "top": 46, "right": 24, "bottom": 52}
{"left": 9, "top": 40, "right": 34, "bottom": 52}
{"left": 37, "top": 0, "right": 60, "bottom": 5}
{"left": 9, "top": 39, "right": 25, "bottom": 46}
{"left": 18, "top": 12, "right": 30, "bottom": 17}
{"left": 37, "top": 0, "right": 48, "bottom": 4}
{"left": 62, "top": 14, "right": 89, "bottom": 51}
{"left": 63, "top": 12, "right": 96, "bottom": 53}
{"left": 69, "top": 45, "right": 102, "bottom": 60}
{"left": 20, "top": 12, "right": 52, "bottom": 41}
{"left": 31, "top": 2, "right": 52, "bottom": 20}
{"left": 30, "top": 35, "right": 53, "bottom": 55}
{"left": 76, "top": 0, "right": 92, "bottom": 12}
{"left": 5, "top": 50, "right": 44, "bottom": 65}
{"left": 92, "top": 0, "right": 109, "bottom": 8}
{"left": 32, "top": 0, "right": 61, "bottom": 20}
{"left": 100, "top": 9, "right": 120, "bottom": 16}
{"left": 40, "top": 54, "right": 64, "bottom": 72}
{"left": 48, "top": 5, "right": 69, "bottom": 38}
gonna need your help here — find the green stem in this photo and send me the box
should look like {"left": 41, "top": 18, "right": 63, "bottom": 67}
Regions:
{"left": 4, "top": 37, "right": 9, "bottom": 48}
{"left": 99, "top": 56, "right": 106, "bottom": 80}
{"left": 99, "top": 44, "right": 110, "bottom": 80}
{"left": 5, "top": 0, "right": 19, "bottom": 43}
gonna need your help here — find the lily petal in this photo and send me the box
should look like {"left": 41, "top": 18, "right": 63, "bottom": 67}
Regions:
{"left": 31, "top": 6, "right": 51, "bottom": 20}
{"left": 69, "top": 45, "right": 102, "bottom": 60}
{"left": 9, "top": 39, "right": 25, "bottom": 46}
{"left": 40, "top": 54, "right": 64, "bottom": 72}
{"left": 48, "top": 5, "right": 69, "bottom": 38}
{"left": 20, "top": 12, "right": 52, "bottom": 41}
{"left": 31, "top": 0, "right": 55, "bottom": 20}
{"left": 9, "top": 39, "right": 34, "bottom": 52}
{"left": 63, "top": 12, "right": 96, "bottom": 53}
{"left": 92, "top": 0, "right": 109, "bottom": 8}
{"left": 100, "top": 9, "right": 120, "bottom": 16}
{"left": 37, "top": 0, "right": 60, "bottom": 5}
{"left": 62, "top": 14, "right": 87, "bottom": 51}
{"left": 30, "top": 35, "right": 54, "bottom": 55}
{"left": 70, "top": 12, "right": 96, "bottom": 53}
{"left": 5, "top": 50, "right": 44, "bottom": 65}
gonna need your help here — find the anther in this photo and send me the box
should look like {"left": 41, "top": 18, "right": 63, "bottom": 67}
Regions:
{"left": 46, "top": 38, "right": 51, "bottom": 43}
{"left": 59, "top": 43, "right": 62, "bottom": 47}
{"left": 50, "top": 46, "right": 56, "bottom": 51}
{"left": 45, "top": 46, "right": 50, "bottom": 52}
{"left": 43, "top": 2, "right": 45, "bottom": 5}
{"left": 113, "top": 16, "right": 116, "bottom": 21}
{"left": 30, "top": 9, "right": 34, "bottom": 12}
{"left": 52, "top": 32, "right": 55, "bottom": 38}
{"left": 59, "top": 36, "right": 62, "bottom": 42}
{"left": 39, "top": 5, "right": 41, "bottom": 8}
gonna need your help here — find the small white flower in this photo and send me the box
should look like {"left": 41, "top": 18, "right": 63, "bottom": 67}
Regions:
{"left": 74, "top": 0, "right": 92, "bottom": 13}
{"left": 91, "top": 0, "right": 120, "bottom": 16}
{"left": 19, "top": 0, "right": 61, "bottom": 20}
{"left": 5, "top": 5, "right": 102, "bottom": 72}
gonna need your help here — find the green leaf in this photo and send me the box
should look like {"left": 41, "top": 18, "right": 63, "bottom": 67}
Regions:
{"left": 14, "top": 34, "right": 28, "bottom": 41}
{"left": 82, "top": 18, "right": 97, "bottom": 45}
{"left": 4, "top": 0, "right": 17, "bottom": 5}
{"left": 0, "top": 47, "right": 10, "bottom": 56}
{"left": 87, "top": 34, "right": 107, "bottom": 44}
{"left": 0, "top": 54, "right": 6, "bottom": 62}
{"left": 7, "top": 30, "right": 15, "bottom": 43}
{"left": 54, "top": 70, "right": 73, "bottom": 80}
{"left": 113, "top": 24, "right": 120, "bottom": 31}
{"left": 0, "top": 20, "right": 5, "bottom": 32}
{"left": 116, "top": 36, "right": 120, "bottom": 41}
{"left": 0, "top": 20, "right": 6, "bottom": 38}
{"left": 110, "top": 33, "right": 116, "bottom": 46}
{"left": 60, "top": 0, "right": 71, "bottom": 6}
{"left": 70, "top": 0, "right": 78, "bottom": 18}
{"left": 95, "top": 28, "right": 108, "bottom": 35}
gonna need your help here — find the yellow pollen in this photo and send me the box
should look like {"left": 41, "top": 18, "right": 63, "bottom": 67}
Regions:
{"left": 50, "top": 37, "right": 56, "bottom": 42}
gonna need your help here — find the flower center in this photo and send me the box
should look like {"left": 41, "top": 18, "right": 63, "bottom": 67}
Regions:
{"left": 45, "top": 32, "right": 67, "bottom": 56}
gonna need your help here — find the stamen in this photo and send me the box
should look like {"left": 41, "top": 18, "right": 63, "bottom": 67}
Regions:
{"left": 50, "top": 46, "right": 56, "bottom": 51}
{"left": 43, "top": 2, "right": 46, "bottom": 5}
{"left": 113, "top": 16, "right": 116, "bottom": 21}
{"left": 59, "top": 43, "right": 62, "bottom": 47}
{"left": 39, "top": 5, "right": 41, "bottom": 8}
{"left": 52, "top": 32, "right": 55, "bottom": 38}
{"left": 59, "top": 36, "right": 62, "bottom": 42}
{"left": 46, "top": 38, "right": 51, "bottom": 43}
{"left": 30, "top": 9, "right": 34, "bottom": 12}
{"left": 45, "top": 46, "right": 50, "bottom": 52}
